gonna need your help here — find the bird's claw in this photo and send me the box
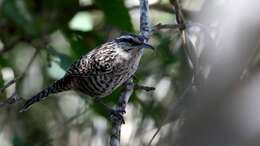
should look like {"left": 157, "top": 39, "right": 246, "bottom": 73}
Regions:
{"left": 110, "top": 108, "right": 126, "bottom": 124}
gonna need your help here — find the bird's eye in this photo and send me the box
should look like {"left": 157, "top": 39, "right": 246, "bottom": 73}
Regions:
{"left": 128, "top": 39, "right": 140, "bottom": 45}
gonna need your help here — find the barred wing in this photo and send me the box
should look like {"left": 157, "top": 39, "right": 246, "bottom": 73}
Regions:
{"left": 65, "top": 44, "right": 117, "bottom": 78}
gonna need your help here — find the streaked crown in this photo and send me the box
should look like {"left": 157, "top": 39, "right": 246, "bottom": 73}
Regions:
{"left": 114, "top": 33, "right": 153, "bottom": 51}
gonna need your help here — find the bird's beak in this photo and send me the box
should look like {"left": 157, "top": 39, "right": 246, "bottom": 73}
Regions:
{"left": 138, "top": 43, "right": 155, "bottom": 50}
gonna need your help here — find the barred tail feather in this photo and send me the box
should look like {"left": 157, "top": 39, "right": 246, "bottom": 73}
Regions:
{"left": 20, "top": 76, "right": 72, "bottom": 112}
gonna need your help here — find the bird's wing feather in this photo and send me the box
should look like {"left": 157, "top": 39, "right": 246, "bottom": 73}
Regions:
{"left": 65, "top": 44, "right": 116, "bottom": 78}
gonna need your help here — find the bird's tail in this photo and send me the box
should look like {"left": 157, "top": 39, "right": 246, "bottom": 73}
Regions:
{"left": 20, "top": 75, "right": 73, "bottom": 112}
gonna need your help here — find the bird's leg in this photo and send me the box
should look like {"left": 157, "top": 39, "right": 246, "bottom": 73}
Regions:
{"left": 94, "top": 98, "right": 126, "bottom": 123}
{"left": 109, "top": 107, "right": 126, "bottom": 124}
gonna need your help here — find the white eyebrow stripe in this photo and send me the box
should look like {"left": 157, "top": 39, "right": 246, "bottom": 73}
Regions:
{"left": 119, "top": 36, "right": 133, "bottom": 40}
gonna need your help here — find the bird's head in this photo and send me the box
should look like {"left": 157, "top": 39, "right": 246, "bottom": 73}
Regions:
{"left": 114, "top": 33, "right": 154, "bottom": 52}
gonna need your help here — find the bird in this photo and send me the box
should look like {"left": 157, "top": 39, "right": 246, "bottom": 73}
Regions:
{"left": 20, "top": 33, "right": 154, "bottom": 112}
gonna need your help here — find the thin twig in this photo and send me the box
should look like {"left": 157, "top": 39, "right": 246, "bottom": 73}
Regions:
{"left": 0, "top": 92, "right": 21, "bottom": 108}
{"left": 0, "top": 77, "right": 21, "bottom": 94}
{"left": 170, "top": 0, "right": 185, "bottom": 30}
{"left": 152, "top": 23, "right": 185, "bottom": 32}
{"left": 147, "top": 80, "right": 193, "bottom": 146}
{"left": 170, "top": 0, "right": 199, "bottom": 83}
{"left": 147, "top": 0, "right": 196, "bottom": 145}
{"left": 0, "top": 49, "right": 40, "bottom": 93}
{"left": 134, "top": 84, "right": 155, "bottom": 91}
{"left": 0, "top": 49, "right": 41, "bottom": 108}
{"left": 0, "top": 36, "right": 24, "bottom": 54}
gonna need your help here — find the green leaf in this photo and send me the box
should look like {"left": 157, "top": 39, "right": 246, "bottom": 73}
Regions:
{"left": 2, "top": 0, "right": 38, "bottom": 36}
{"left": 156, "top": 34, "right": 178, "bottom": 66}
{"left": 12, "top": 136, "right": 28, "bottom": 146}
{"left": 94, "top": 0, "right": 133, "bottom": 31}
{"left": 91, "top": 87, "right": 122, "bottom": 117}
{"left": 0, "top": 56, "right": 9, "bottom": 67}
{"left": 64, "top": 30, "right": 105, "bottom": 58}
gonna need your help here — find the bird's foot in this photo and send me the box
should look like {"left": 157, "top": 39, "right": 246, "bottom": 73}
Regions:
{"left": 110, "top": 107, "right": 126, "bottom": 124}
{"left": 94, "top": 98, "right": 125, "bottom": 123}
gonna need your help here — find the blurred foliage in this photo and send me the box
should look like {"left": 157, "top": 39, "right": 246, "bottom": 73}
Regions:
{"left": 94, "top": 0, "right": 133, "bottom": 31}
{"left": 0, "top": 0, "right": 191, "bottom": 146}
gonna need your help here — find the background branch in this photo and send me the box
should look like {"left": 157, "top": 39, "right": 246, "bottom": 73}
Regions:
{"left": 152, "top": 23, "right": 185, "bottom": 32}
{"left": 147, "top": 0, "right": 198, "bottom": 145}
{"left": 171, "top": 0, "right": 199, "bottom": 83}
{"left": 147, "top": 80, "right": 193, "bottom": 146}
{"left": 0, "top": 48, "right": 41, "bottom": 108}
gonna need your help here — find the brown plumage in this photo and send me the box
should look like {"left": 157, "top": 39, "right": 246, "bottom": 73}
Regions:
{"left": 20, "top": 34, "right": 154, "bottom": 112}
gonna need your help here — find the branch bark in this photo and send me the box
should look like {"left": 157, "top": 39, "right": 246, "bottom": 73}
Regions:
{"left": 109, "top": 0, "right": 151, "bottom": 146}
{"left": 110, "top": 79, "right": 134, "bottom": 146}
{"left": 139, "top": 0, "right": 151, "bottom": 41}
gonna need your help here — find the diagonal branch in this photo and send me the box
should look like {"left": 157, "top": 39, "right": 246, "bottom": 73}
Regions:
{"left": 170, "top": 0, "right": 185, "bottom": 30}
{"left": 147, "top": 80, "right": 192, "bottom": 146}
{"left": 147, "top": 0, "right": 197, "bottom": 145}
{"left": 0, "top": 49, "right": 41, "bottom": 108}
{"left": 0, "top": 49, "right": 39, "bottom": 93}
